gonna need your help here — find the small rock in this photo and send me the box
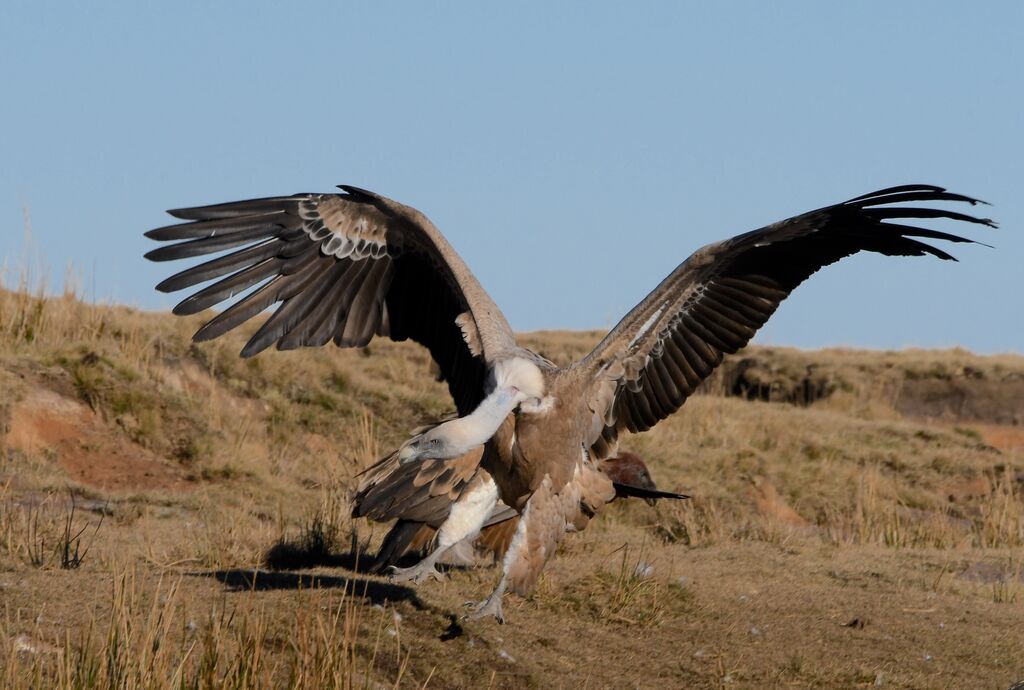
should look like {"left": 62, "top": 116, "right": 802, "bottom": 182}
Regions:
{"left": 385, "top": 626, "right": 396, "bottom": 638}
{"left": 14, "top": 635, "right": 37, "bottom": 654}
{"left": 694, "top": 648, "right": 706, "bottom": 658}
{"left": 924, "top": 655, "right": 933, "bottom": 662}
{"left": 634, "top": 561, "right": 654, "bottom": 579}
{"left": 750, "top": 627, "right": 761, "bottom": 636}
{"left": 392, "top": 611, "right": 402, "bottom": 624}
{"left": 499, "top": 649, "right": 515, "bottom": 663}
{"left": 13, "top": 635, "right": 57, "bottom": 655}
{"left": 874, "top": 671, "right": 884, "bottom": 686}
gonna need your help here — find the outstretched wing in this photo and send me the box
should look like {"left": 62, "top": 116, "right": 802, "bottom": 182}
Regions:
{"left": 145, "top": 185, "right": 517, "bottom": 414}
{"left": 576, "top": 185, "right": 995, "bottom": 458}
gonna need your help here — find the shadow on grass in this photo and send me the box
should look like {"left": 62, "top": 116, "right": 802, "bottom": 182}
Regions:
{"left": 263, "top": 540, "right": 372, "bottom": 572}
{"left": 201, "top": 567, "right": 426, "bottom": 609}
{"left": 261, "top": 517, "right": 384, "bottom": 574}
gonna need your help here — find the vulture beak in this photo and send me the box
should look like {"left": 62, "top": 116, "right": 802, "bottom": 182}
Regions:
{"left": 398, "top": 440, "right": 421, "bottom": 465}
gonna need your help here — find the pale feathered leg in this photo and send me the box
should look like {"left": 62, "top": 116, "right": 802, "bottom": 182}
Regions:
{"left": 465, "top": 573, "right": 507, "bottom": 624}
{"left": 465, "top": 476, "right": 571, "bottom": 623}
{"left": 389, "top": 475, "right": 499, "bottom": 585}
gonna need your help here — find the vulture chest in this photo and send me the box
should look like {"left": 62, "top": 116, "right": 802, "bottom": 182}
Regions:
{"left": 483, "top": 400, "right": 584, "bottom": 511}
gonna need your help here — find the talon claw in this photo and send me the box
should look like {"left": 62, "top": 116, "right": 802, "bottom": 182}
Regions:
{"left": 464, "top": 594, "right": 505, "bottom": 623}
{"left": 386, "top": 561, "right": 444, "bottom": 584}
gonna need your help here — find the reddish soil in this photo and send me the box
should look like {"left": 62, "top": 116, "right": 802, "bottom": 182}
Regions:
{"left": 6, "top": 388, "right": 189, "bottom": 493}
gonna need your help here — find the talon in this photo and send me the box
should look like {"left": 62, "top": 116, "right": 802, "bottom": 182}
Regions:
{"left": 386, "top": 561, "right": 444, "bottom": 584}
{"left": 463, "top": 594, "right": 505, "bottom": 624}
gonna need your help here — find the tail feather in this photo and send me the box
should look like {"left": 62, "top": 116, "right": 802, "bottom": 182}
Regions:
{"left": 368, "top": 520, "right": 434, "bottom": 573}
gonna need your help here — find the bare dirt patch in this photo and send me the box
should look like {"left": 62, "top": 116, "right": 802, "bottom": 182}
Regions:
{"left": 6, "top": 387, "right": 188, "bottom": 492}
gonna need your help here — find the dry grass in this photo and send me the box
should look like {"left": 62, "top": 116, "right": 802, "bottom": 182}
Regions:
{"left": 2, "top": 276, "right": 1024, "bottom": 687}
{"left": 0, "top": 565, "right": 411, "bottom": 689}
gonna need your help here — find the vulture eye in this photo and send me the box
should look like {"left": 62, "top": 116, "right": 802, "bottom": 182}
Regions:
{"left": 430, "top": 439, "right": 440, "bottom": 446}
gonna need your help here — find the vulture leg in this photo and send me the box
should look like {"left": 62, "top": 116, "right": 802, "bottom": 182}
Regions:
{"left": 465, "top": 475, "right": 571, "bottom": 624}
{"left": 465, "top": 573, "right": 508, "bottom": 624}
{"left": 389, "top": 476, "right": 499, "bottom": 584}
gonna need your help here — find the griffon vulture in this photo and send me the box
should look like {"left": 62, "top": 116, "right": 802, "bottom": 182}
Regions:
{"left": 145, "top": 183, "right": 993, "bottom": 622}
{"left": 354, "top": 450, "right": 683, "bottom": 580}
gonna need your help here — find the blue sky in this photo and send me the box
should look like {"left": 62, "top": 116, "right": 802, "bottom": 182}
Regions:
{"left": 1, "top": 2, "right": 1020, "bottom": 353}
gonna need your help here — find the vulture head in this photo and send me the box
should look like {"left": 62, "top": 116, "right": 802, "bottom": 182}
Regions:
{"left": 398, "top": 428, "right": 457, "bottom": 463}
{"left": 602, "top": 452, "right": 663, "bottom": 506}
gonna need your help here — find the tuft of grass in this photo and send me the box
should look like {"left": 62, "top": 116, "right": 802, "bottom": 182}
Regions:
{"left": 655, "top": 496, "right": 734, "bottom": 547}
{"left": 58, "top": 490, "right": 105, "bottom": 569}
{"left": 265, "top": 477, "right": 364, "bottom": 572}
{"left": 0, "top": 488, "right": 57, "bottom": 568}
{"left": 978, "top": 466, "right": 1024, "bottom": 549}
{"left": 0, "top": 488, "right": 106, "bottom": 569}
{"left": 543, "top": 545, "right": 687, "bottom": 628}
{"left": 990, "top": 557, "right": 1023, "bottom": 604}
{"left": 266, "top": 513, "right": 341, "bottom": 571}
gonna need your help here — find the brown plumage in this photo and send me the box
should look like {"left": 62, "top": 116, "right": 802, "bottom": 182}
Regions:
{"left": 147, "top": 183, "right": 993, "bottom": 622}
{"left": 473, "top": 452, "right": 674, "bottom": 559}
{"left": 361, "top": 452, "right": 674, "bottom": 574}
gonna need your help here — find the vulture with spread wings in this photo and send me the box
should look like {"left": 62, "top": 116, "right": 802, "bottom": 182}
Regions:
{"left": 146, "top": 183, "right": 993, "bottom": 623}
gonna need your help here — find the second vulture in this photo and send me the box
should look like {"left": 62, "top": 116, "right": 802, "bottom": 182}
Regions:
{"left": 145, "top": 183, "right": 993, "bottom": 623}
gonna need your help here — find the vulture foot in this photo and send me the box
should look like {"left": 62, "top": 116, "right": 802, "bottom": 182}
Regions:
{"left": 387, "top": 561, "right": 444, "bottom": 584}
{"left": 463, "top": 593, "right": 505, "bottom": 624}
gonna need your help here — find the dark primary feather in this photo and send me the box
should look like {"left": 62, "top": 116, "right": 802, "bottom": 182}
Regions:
{"left": 144, "top": 188, "right": 497, "bottom": 415}
{"left": 581, "top": 185, "right": 995, "bottom": 457}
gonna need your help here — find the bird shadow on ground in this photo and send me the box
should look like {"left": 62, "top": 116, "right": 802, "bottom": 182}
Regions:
{"left": 263, "top": 539, "right": 374, "bottom": 572}
{"left": 262, "top": 536, "right": 480, "bottom": 577}
{"left": 198, "top": 567, "right": 426, "bottom": 609}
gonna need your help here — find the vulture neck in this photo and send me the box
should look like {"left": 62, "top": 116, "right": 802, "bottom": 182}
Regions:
{"left": 440, "top": 357, "right": 547, "bottom": 455}
{"left": 443, "top": 386, "right": 523, "bottom": 452}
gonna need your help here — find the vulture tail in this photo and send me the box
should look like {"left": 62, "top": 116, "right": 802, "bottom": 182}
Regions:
{"left": 369, "top": 520, "right": 433, "bottom": 573}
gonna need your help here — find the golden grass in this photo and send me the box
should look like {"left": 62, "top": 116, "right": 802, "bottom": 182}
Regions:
{"left": 0, "top": 564, "right": 412, "bottom": 689}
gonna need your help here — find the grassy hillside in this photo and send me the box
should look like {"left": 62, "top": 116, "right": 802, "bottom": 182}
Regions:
{"left": 1, "top": 287, "right": 1023, "bottom": 688}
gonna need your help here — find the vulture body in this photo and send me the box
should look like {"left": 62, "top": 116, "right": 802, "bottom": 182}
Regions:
{"left": 146, "top": 183, "right": 993, "bottom": 623}
{"left": 354, "top": 451, "right": 680, "bottom": 580}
